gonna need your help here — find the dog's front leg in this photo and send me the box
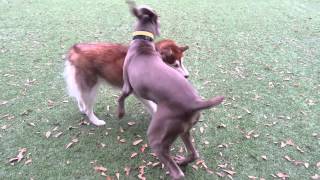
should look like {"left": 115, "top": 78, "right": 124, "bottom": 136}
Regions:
{"left": 174, "top": 131, "right": 199, "bottom": 166}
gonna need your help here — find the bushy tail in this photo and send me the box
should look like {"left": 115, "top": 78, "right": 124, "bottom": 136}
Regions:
{"left": 192, "top": 96, "right": 224, "bottom": 111}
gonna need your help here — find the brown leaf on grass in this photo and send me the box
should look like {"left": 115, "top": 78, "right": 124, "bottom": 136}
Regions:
{"left": 128, "top": 121, "right": 136, "bottom": 126}
{"left": 1, "top": 125, "right": 8, "bottom": 130}
{"left": 316, "top": 161, "right": 320, "bottom": 168}
{"left": 276, "top": 172, "right": 289, "bottom": 180}
{"left": 25, "top": 158, "right": 32, "bottom": 165}
{"left": 9, "top": 148, "right": 27, "bottom": 164}
{"left": 152, "top": 162, "right": 160, "bottom": 167}
{"left": 138, "top": 165, "right": 146, "bottom": 180}
{"left": 217, "top": 143, "right": 228, "bottom": 148}
{"left": 140, "top": 144, "right": 148, "bottom": 153}
{"left": 27, "top": 122, "right": 36, "bottom": 127}
{"left": 133, "top": 139, "right": 143, "bottom": 146}
{"left": 124, "top": 166, "right": 131, "bottom": 176}
{"left": 94, "top": 165, "right": 107, "bottom": 173}
{"left": 311, "top": 174, "right": 320, "bottom": 180}
{"left": 296, "top": 146, "right": 304, "bottom": 153}
{"left": 244, "top": 130, "right": 255, "bottom": 139}
{"left": 0, "top": 100, "right": 8, "bottom": 106}
{"left": 222, "top": 169, "right": 236, "bottom": 176}
{"left": 119, "top": 127, "right": 124, "bottom": 133}
{"left": 54, "top": 132, "right": 63, "bottom": 138}
{"left": 115, "top": 172, "right": 120, "bottom": 180}
{"left": 65, "top": 138, "right": 79, "bottom": 149}
{"left": 284, "top": 155, "right": 294, "bottom": 162}
{"left": 217, "top": 123, "right": 226, "bottom": 128}
{"left": 45, "top": 131, "right": 51, "bottom": 138}
{"left": 218, "top": 163, "right": 228, "bottom": 168}
{"left": 265, "top": 121, "right": 277, "bottom": 127}
{"left": 216, "top": 172, "right": 226, "bottom": 177}
{"left": 192, "top": 164, "right": 199, "bottom": 170}
{"left": 248, "top": 175, "right": 257, "bottom": 179}
{"left": 130, "top": 152, "right": 138, "bottom": 158}
{"left": 196, "top": 159, "right": 208, "bottom": 169}
{"left": 119, "top": 139, "right": 126, "bottom": 143}
{"left": 261, "top": 155, "right": 267, "bottom": 160}
{"left": 285, "top": 139, "right": 295, "bottom": 146}
{"left": 204, "top": 141, "right": 210, "bottom": 145}
{"left": 200, "top": 127, "right": 204, "bottom": 134}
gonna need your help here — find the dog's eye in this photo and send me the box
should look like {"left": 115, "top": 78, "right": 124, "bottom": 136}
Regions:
{"left": 173, "top": 64, "right": 179, "bottom": 68}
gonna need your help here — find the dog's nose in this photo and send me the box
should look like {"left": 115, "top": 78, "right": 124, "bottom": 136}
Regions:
{"left": 184, "top": 75, "right": 189, "bottom": 79}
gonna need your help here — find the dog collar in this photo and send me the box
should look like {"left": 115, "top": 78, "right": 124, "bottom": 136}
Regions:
{"left": 132, "top": 31, "right": 154, "bottom": 41}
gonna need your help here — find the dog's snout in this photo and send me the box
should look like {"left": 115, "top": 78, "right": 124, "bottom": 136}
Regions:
{"left": 184, "top": 75, "right": 189, "bottom": 79}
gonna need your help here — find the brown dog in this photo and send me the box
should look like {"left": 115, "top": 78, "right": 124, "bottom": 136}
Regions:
{"left": 117, "top": 2, "right": 224, "bottom": 180}
{"left": 64, "top": 39, "right": 189, "bottom": 126}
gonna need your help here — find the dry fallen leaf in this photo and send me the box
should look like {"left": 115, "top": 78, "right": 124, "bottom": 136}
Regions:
{"left": 192, "top": 164, "right": 199, "bottom": 170}
{"left": 94, "top": 166, "right": 107, "bottom": 173}
{"left": 27, "top": 122, "right": 36, "bottom": 127}
{"left": 311, "top": 174, "right": 320, "bottom": 180}
{"left": 9, "top": 148, "right": 27, "bottom": 164}
{"left": 45, "top": 131, "right": 51, "bottom": 138}
{"left": 296, "top": 146, "right": 304, "bottom": 153}
{"left": 138, "top": 165, "right": 146, "bottom": 180}
{"left": 261, "top": 155, "right": 267, "bottom": 160}
{"left": 248, "top": 175, "right": 257, "bottom": 179}
{"left": 140, "top": 143, "right": 148, "bottom": 153}
{"left": 216, "top": 172, "right": 226, "bottom": 177}
{"left": 124, "top": 166, "right": 131, "bottom": 176}
{"left": 128, "top": 121, "right": 136, "bottom": 126}
{"left": 130, "top": 152, "right": 138, "bottom": 158}
{"left": 152, "top": 162, "right": 160, "bottom": 167}
{"left": 222, "top": 169, "right": 236, "bottom": 176}
{"left": 276, "top": 172, "right": 289, "bottom": 180}
{"left": 65, "top": 138, "right": 79, "bottom": 149}
{"left": 284, "top": 155, "right": 293, "bottom": 162}
{"left": 25, "top": 158, "right": 32, "bottom": 165}
{"left": 316, "top": 161, "right": 320, "bottom": 168}
{"left": 119, "top": 139, "right": 126, "bottom": 143}
{"left": 133, "top": 139, "right": 143, "bottom": 146}
{"left": 217, "top": 123, "right": 226, "bottom": 128}
{"left": 200, "top": 127, "right": 204, "bottom": 134}
{"left": 54, "top": 132, "right": 63, "bottom": 138}
{"left": 1, "top": 125, "right": 8, "bottom": 130}
{"left": 116, "top": 172, "right": 120, "bottom": 180}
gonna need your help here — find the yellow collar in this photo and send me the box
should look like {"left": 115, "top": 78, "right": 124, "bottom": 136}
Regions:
{"left": 132, "top": 31, "right": 154, "bottom": 40}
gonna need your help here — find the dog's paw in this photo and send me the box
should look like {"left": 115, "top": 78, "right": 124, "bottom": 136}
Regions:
{"left": 91, "top": 119, "right": 106, "bottom": 126}
{"left": 174, "top": 155, "right": 190, "bottom": 166}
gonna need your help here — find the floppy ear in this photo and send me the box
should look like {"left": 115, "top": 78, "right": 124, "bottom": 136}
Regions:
{"left": 180, "top": 45, "right": 189, "bottom": 52}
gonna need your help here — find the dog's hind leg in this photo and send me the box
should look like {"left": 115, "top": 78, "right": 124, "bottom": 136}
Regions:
{"left": 174, "top": 131, "right": 199, "bottom": 166}
{"left": 147, "top": 111, "right": 185, "bottom": 180}
{"left": 80, "top": 84, "right": 106, "bottom": 126}
{"left": 117, "top": 81, "right": 132, "bottom": 119}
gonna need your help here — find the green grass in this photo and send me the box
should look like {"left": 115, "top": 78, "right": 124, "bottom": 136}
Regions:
{"left": 1, "top": 0, "right": 319, "bottom": 179}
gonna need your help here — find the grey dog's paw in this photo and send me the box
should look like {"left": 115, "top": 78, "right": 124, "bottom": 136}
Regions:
{"left": 117, "top": 108, "right": 125, "bottom": 119}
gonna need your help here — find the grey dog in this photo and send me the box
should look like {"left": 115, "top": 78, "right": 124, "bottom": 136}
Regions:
{"left": 117, "top": 1, "right": 224, "bottom": 179}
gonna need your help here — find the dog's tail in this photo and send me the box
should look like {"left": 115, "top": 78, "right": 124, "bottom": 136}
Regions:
{"left": 192, "top": 96, "right": 224, "bottom": 111}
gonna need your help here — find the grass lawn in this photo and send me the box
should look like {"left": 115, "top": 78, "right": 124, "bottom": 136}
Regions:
{"left": 1, "top": 0, "right": 319, "bottom": 179}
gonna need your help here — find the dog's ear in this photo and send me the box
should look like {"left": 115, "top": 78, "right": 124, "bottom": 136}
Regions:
{"left": 127, "top": 0, "right": 141, "bottom": 18}
{"left": 160, "top": 48, "right": 172, "bottom": 59}
{"left": 180, "top": 45, "right": 189, "bottom": 52}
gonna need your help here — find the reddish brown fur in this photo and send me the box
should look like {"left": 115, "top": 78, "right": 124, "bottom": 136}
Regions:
{"left": 67, "top": 39, "right": 187, "bottom": 90}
